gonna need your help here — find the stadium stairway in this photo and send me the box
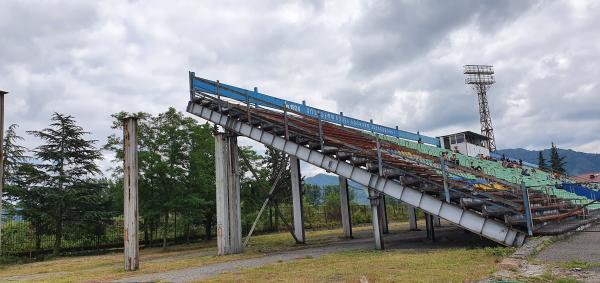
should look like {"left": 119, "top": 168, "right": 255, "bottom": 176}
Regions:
{"left": 377, "top": 136, "right": 600, "bottom": 211}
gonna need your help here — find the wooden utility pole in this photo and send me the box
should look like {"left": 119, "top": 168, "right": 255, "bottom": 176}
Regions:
{"left": 123, "top": 117, "right": 139, "bottom": 271}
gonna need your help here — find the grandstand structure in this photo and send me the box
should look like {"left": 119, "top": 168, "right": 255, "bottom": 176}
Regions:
{"left": 185, "top": 72, "right": 600, "bottom": 254}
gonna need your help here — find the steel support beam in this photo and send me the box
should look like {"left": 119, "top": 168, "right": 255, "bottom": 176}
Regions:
{"left": 187, "top": 101, "right": 527, "bottom": 247}
{"left": 123, "top": 117, "right": 139, "bottom": 271}
{"left": 339, "top": 176, "right": 353, "bottom": 238}
{"left": 290, "top": 156, "right": 305, "bottom": 243}
{"left": 215, "top": 133, "right": 242, "bottom": 255}
{"left": 407, "top": 204, "right": 418, "bottom": 231}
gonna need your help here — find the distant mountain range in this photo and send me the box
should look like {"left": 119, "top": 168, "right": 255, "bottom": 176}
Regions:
{"left": 495, "top": 148, "right": 599, "bottom": 176}
{"left": 304, "top": 173, "right": 369, "bottom": 205}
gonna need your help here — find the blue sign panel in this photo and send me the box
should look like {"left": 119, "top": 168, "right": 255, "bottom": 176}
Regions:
{"left": 190, "top": 72, "right": 441, "bottom": 146}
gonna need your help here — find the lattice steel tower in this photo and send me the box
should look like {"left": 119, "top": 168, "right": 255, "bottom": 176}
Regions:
{"left": 464, "top": 65, "right": 496, "bottom": 152}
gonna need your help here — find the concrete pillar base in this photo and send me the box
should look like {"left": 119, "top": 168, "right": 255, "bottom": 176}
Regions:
{"left": 407, "top": 204, "right": 418, "bottom": 231}
{"left": 339, "top": 176, "right": 353, "bottom": 239}
{"left": 369, "top": 188, "right": 384, "bottom": 250}
{"left": 290, "top": 156, "right": 305, "bottom": 243}
{"left": 433, "top": 216, "right": 441, "bottom": 227}
{"left": 425, "top": 213, "right": 436, "bottom": 242}
{"left": 215, "top": 133, "right": 242, "bottom": 255}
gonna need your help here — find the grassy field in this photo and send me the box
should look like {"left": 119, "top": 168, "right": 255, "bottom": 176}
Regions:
{"left": 210, "top": 248, "right": 503, "bottom": 283}
{"left": 0, "top": 221, "right": 508, "bottom": 282}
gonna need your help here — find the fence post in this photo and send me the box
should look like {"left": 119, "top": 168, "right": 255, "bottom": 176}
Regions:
{"left": 521, "top": 181, "right": 533, "bottom": 236}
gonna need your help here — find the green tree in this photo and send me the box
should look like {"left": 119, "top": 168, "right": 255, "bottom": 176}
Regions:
{"left": 537, "top": 151, "right": 547, "bottom": 170}
{"left": 28, "top": 113, "right": 104, "bottom": 255}
{"left": 238, "top": 146, "right": 271, "bottom": 234}
{"left": 262, "top": 147, "right": 291, "bottom": 231}
{"left": 106, "top": 109, "right": 219, "bottom": 245}
{"left": 9, "top": 163, "right": 51, "bottom": 252}
{"left": 549, "top": 142, "right": 566, "bottom": 174}
{"left": 152, "top": 108, "right": 191, "bottom": 247}
{"left": 3, "top": 124, "right": 28, "bottom": 208}
{"left": 303, "top": 184, "right": 322, "bottom": 206}
{"left": 3, "top": 124, "right": 27, "bottom": 184}
{"left": 184, "top": 120, "right": 216, "bottom": 241}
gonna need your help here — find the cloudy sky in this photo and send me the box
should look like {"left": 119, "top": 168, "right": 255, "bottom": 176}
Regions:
{"left": 1, "top": 0, "right": 599, "bottom": 175}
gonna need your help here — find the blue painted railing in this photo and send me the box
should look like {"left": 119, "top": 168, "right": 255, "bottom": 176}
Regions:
{"left": 562, "top": 183, "right": 600, "bottom": 201}
{"left": 189, "top": 72, "right": 441, "bottom": 146}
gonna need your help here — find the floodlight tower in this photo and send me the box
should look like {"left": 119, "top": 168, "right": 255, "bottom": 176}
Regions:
{"left": 464, "top": 65, "right": 497, "bottom": 152}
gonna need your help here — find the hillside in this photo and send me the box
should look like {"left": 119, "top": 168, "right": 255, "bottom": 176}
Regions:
{"left": 497, "top": 148, "right": 600, "bottom": 176}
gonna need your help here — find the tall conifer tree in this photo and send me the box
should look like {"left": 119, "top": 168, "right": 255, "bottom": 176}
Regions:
{"left": 549, "top": 142, "right": 566, "bottom": 174}
{"left": 537, "top": 151, "right": 547, "bottom": 170}
{"left": 28, "top": 113, "right": 103, "bottom": 255}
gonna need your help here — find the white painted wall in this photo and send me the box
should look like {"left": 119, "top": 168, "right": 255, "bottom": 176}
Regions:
{"left": 449, "top": 142, "right": 489, "bottom": 157}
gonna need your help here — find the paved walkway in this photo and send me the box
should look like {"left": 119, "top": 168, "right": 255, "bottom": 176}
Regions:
{"left": 116, "top": 226, "right": 495, "bottom": 282}
{"left": 537, "top": 223, "right": 600, "bottom": 263}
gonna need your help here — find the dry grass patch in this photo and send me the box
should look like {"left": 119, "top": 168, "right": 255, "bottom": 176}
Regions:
{"left": 0, "top": 223, "right": 392, "bottom": 282}
{"left": 210, "top": 248, "right": 502, "bottom": 283}
{"left": 0, "top": 221, "right": 425, "bottom": 282}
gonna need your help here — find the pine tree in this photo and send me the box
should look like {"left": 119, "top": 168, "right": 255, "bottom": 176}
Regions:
{"left": 28, "top": 113, "right": 103, "bottom": 255}
{"left": 549, "top": 142, "right": 567, "bottom": 174}
{"left": 2, "top": 124, "right": 28, "bottom": 201}
{"left": 537, "top": 151, "right": 547, "bottom": 170}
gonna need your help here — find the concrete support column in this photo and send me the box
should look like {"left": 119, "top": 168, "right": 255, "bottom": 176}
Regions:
{"left": 425, "top": 213, "right": 436, "bottom": 241}
{"left": 0, "top": 91, "right": 5, "bottom": 256}
{"left": 215, "top": 133, "right": 242, "bottom": 255}
{"left": 123, "top": 117, "right": 139, "bottom": 271}
{"left": 368, "top": 188, "right": 384, "bottom": 250}
{"left": 407, "top": 204, "right": 418, "bottom": 231}
{"left": 379, "top": 195, "right": 389, "bottom": 234}
{"left": 227, "top": 136, "right": 242, "bottom": 253}
{"left": 338, "top": 176, "right": 352, "bottom": 238}
{"left": 433, "top": 216, "right": 441, "bottom": 227}
{"left": 290, "top": 156, "right": 305, "bottom": 243}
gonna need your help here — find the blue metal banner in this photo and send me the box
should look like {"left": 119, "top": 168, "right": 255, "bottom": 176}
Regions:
{"left": 189, "top": 72, "right": 441, "bottom": 146}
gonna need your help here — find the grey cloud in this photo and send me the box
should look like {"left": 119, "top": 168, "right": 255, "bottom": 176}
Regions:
{"left": 348, "top": 0, "right": 537, "bottom": 76}
{"left": 0, "top": 0, "right": 599, "bottom": 177}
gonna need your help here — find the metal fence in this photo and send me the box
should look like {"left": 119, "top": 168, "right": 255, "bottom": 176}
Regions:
{"left": 0, "top": 214, "right": 207, "bottom": 258}
{"left": 1, "top": 202, "right": 413, "bottom": 258}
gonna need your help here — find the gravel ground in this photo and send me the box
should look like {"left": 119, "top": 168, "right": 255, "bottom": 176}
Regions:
{"left": 536, "top": 223, "right": 600, "bottom": 263}
{"left": 489, "top": 223, "right": 600, "bottom": 283}
{"left": 116, "top": 226, "right": 496, "bottom": 283}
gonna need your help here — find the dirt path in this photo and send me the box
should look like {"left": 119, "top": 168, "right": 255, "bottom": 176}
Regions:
{"left": 116, "top": 226, "right": 495, "bottom": 283}
{"left": 114, "top": 237, "right": 374, "bottom": 282}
